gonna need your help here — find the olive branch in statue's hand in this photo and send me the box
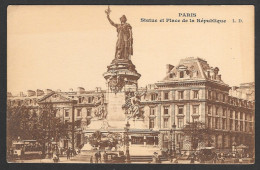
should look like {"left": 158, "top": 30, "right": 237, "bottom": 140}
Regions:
{"left": 105, "top": 6, "right": 111, "bottom": 16}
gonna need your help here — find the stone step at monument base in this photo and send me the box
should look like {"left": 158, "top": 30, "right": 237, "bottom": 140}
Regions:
{"left": 128, "top": 145, "right": 160, "bottom": 156}
{"left": 70, "top": 154, "right": 92, "bottom": 162}
{"left": 130, "top": 155, "right": 168, "bottom": 163}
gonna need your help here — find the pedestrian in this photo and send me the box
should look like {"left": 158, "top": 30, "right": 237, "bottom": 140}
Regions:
{"left": 190, "top": 153, "right": 195, "bottom": 164}
{"left": 56, "top": 147, "right": 60, "bottom": 160}
{"left": 53, "top": 153, "right": 59, "bottom": 163}
{"left": 103, "top": 151, "right": 108, "bottom": 163}
{"left": 152, "top": 152, "right": 157, "bottom": 163}
{"left": 95, "top": 152, "right": 99, "bottom": 163}
{"left": 90, "top": 156, "right": 93, "bottom": 163}
{"left": 70, "top": 148, "right": 73, "bottom": 157}
{"left": 153, "top": 152, "right": 159, "bottom": 163}
{"left": 213, "top": 153, "right": 217, "bottom": 163}
{"left": 98, "top": 151, "right": 102, "bottom": 163}
{"left": 221, "top": 157, "right": 225, "bottom": 163}
{"left": 66, "top": 147, "right": 70, "bottom": 160}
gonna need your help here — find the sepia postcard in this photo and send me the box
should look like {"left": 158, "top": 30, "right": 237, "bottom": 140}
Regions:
{"left": 7, "top": 5, "right": 255, "bottom": 164}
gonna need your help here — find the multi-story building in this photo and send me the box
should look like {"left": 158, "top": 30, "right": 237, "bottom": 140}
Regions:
{"left": 140, "top": 57, "right": 255, "bottom": 152}
{"left": 7, "top": 57, "right": 255, "bottom": 153}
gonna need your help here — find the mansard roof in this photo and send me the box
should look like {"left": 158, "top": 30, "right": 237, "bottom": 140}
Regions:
{"left": 159, "top": 57, "right": 229, "bottom": 88}
{"left": 38, "top": 91, "right": 74, "bottom": 103}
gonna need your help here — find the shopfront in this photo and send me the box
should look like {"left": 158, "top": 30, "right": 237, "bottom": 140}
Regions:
{"left": 129, "top": 132, "right": 159, "bottom": 146}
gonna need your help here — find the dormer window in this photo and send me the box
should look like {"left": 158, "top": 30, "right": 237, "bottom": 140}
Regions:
{"left": 88, "top": 97, "right": 93, "bottom": 103}
{"left": 207, "top": 71, "right": 210, "bottom": 78}
{"left": 180, "top": 71, "right": 184, "bottom": 78}
{"left": 151, "top": 93, "right": 158, "bottom": 101}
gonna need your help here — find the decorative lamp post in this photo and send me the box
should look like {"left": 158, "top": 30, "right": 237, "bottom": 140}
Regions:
{"left": 170, "top": 129, "right": 173, "bottom": 156}
{"left": 125, "top": 120, "right": 131, "bottom": 163}
{"left": 172, "top": 123, "right": 176, "bottom": 157}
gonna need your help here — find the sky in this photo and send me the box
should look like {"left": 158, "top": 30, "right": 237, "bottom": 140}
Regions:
{"left": 7, "top": 5, "right": 254, "bottom": 95}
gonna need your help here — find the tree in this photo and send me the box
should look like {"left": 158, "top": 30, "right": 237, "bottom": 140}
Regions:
{"left": 89, "top": 130, "right": 102, "bottom": 147}
{"left": 181, "top": 121, "right": 213, "bottom": 150}
{"left": 7, "top": 102, "right": 67, "bottom": 156}
{"left": 89, "top": 131, "right": 122, "bottom": 149}
{"left": 7, "top": 104, "right": 39, "bottom": 150}
{"left": 36, "top": 103, "right": 67, "bottom": 155}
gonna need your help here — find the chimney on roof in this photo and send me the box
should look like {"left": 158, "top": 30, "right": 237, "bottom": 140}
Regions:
{"left": 19, "top": 92, "right": 24, "bottom": 97}
{"left": 7, "top": 92, "right": 12, "bottom": 97}
{"left": 232, "top": 86, "right": 239, "bottom": 91}
{"left": 27, "top": 90, "right": 36, "bottom": 97}
{"left": 45, "top": 89, "right": 53, "bottom": 95}
{"left": 96, "top": 87, "right": 101, "bottom": 92}
{"left": 166, "top": 64, "right": 174, "bottom": 73}
{"left": 69, "top": 88, "right": 73, "bottom": 92}
{"left": 36, "top": 89, "right": 44, "bottom": 96}
{"left": 77, "top": 87, "right": 85, "bottom": 94}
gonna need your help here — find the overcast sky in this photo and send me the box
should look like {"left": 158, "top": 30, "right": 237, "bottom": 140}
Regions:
{"left": 7, "top": 5, "right": 254, "bottom": 95}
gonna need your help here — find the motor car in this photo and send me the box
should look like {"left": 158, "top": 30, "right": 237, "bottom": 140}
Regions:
{"left": 197, "top": 147, "right": 217, "bottom": 163}
{"left": 104, "top": 152, "right": 126, "bottom": 163}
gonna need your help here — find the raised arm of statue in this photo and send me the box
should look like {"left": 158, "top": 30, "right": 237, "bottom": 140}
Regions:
{"left": 107, "top": 14, "right": 117, "bottom": 28}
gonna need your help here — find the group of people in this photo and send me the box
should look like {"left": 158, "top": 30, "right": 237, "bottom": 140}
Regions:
{"left": 90, "top": 151, "right": 104, "bottom": 163}
{"left": 152, "top": 152, "right": 161, "bottom": 163}
{"left": 65, "top": 147, "right": 81, "bottom": 160}
{"left": 52, "top": 146, "right": 81, "bottom": 163}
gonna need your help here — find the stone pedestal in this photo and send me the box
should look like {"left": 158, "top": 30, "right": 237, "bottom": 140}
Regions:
{"left": 106, "top": 92, "right": 126, "bottom": 121}
{"left": 129, "top": 119, "right": 148, "bottom": 129}
{"left": 103, "top": 59, "right": 141, "bottom": 94}
{"left": 103, "top": 58, "right": 142, "bottom": 129}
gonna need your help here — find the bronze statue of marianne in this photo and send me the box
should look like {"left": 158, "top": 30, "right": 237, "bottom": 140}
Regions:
{"left": 105, "top": 7, "right": 133, "bottom": 60}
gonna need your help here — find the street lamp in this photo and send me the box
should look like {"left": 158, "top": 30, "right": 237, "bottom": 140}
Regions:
{"left": 171, "top": 123, "right": 176, "bottom": 158}
{"left": 125, "top": 120, "right": 131, "bottom": 163}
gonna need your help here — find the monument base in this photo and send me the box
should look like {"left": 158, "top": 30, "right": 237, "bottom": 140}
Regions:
{"left": 85, "top": 118, "right": 148, "bottom": 131}
{"left": 128, "top": 119, "right": 148, "bottom": 129}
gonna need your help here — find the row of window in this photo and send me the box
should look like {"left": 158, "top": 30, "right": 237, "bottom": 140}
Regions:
{"left": 149, "top": 117, "right": 199, "bottom": 129}
{"left": 149, "top": 116, "right": 253, "bottom": 131}
{"left": 208, "top": 91, "right": 253, "bottom": 108}
{"left": 208, "top": 105, "right": 252, "bottom": 120}
{"left": 208, "top": 117, "right": 253, "bottom": 132}
{"left": 150, "top": 105, "right": 199, "bottom": 116}
{"left": 7, "top": 99, "right": 37, "bottom": 106}
{"left": 64, "top": 108, "right": 92, "bottom": 117}
{"left": 169, "top": 71, "right": 188, "bottom": 79}
{"left": 150, "top": 90, "right": 199, "bottom": 101}
{"left": 148, "top": 90, "right": 253, "bottom": 108}
{"left": 77, "top": 96, "right": 94, "bottom": 104}
{"left": 149, "top": 118, "right": 173, "bottom": 129}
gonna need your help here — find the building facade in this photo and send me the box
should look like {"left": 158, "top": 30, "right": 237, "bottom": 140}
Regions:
{"left": 7, "top": 57, "right": 255, "bottom": 153}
